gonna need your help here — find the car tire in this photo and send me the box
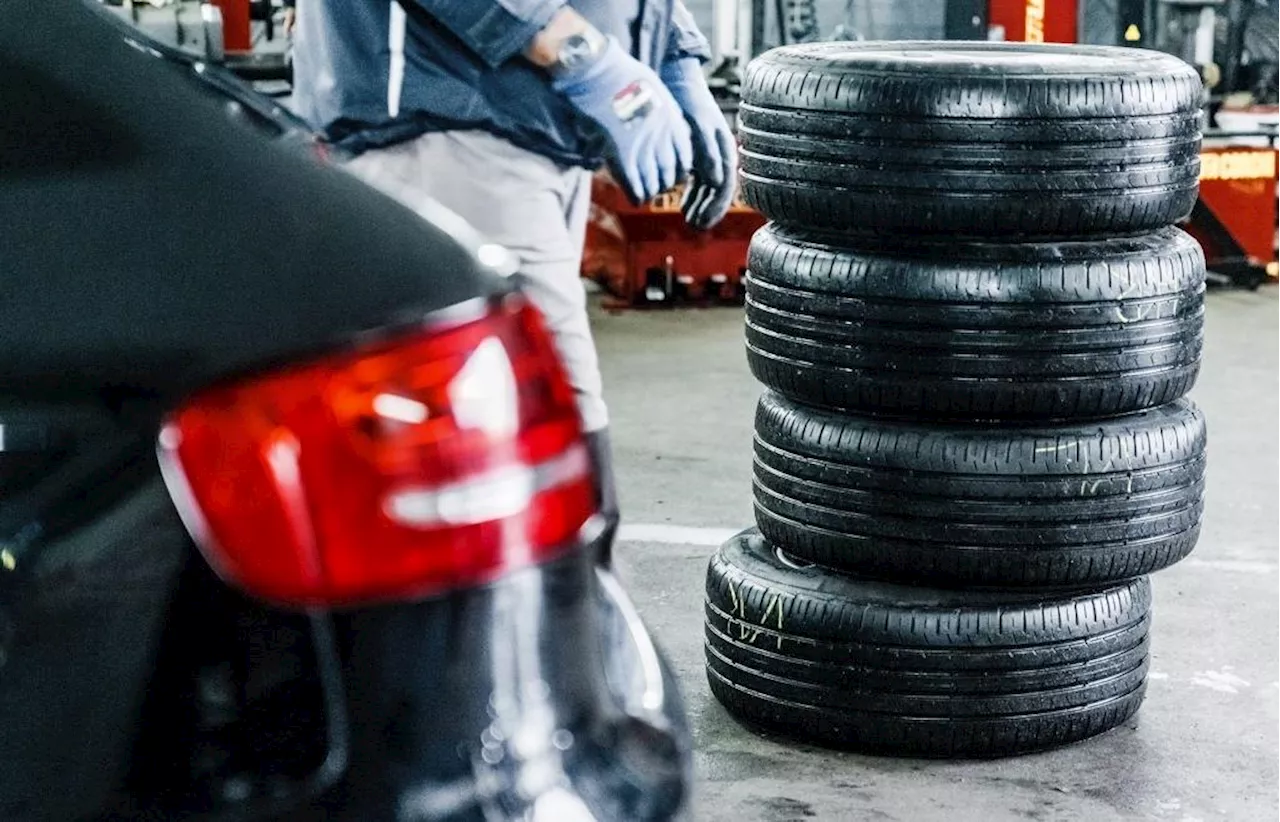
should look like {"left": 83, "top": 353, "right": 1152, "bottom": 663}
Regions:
{"left": 745, "top": 224, "right": 1206, "bottom": 420}
{"left": 753, "top": 392, "right": 1206, "bottom": 587}
{"left": 739, "top": 42, "right": 1203, "bottom": 236}
{"left": 705, "top": 530, "right": 1150, "bottom": 757}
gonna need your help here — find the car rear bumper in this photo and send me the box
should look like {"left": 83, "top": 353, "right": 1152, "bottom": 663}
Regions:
{"left": 277, "top": 539, "right": 692, "bottom": 822}
{"left": 18, "top": 478, "right": 687, "bottom": 821}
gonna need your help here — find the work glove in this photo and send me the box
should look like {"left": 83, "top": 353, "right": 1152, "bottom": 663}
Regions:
{"left": 553, "top": 38, "right": 693, "bottom": 205}
{"left": 659, "top": 56, "right": 739, "bottom": 230}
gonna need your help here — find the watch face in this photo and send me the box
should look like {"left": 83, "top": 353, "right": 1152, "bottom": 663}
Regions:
{"left": 559, "top": 34, "right": 596, "bottom": 71}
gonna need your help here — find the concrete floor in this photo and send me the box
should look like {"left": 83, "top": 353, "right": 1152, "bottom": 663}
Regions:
{"left": 595, "top": 286, "right": 1279, "bottom": 822}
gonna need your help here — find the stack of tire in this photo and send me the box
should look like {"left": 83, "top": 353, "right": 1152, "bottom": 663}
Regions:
{"left": 704, "top": 42, "right": 1209, "bottom": 758}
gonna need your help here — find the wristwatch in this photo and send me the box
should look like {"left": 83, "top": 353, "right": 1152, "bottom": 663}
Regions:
{"left": 551, "top": 27, "right": 607, "bottom": 78}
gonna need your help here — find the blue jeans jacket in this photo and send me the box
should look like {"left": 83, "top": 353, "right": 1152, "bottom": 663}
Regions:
{"left": 291, "top": 0, "right": 711, "bottom": 165}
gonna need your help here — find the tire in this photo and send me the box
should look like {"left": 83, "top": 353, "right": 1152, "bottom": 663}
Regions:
{"left": 739, "top": 42, "right": 1203, "bottom": 236}
{"left": 705, "top": 530, "right": 1149, "bottom": 757}
{"left": 753, "top": 392, "right": 1206, "bottom": 587}
{"left": 745, "top": 224, "right": 1206, "bottom": 420}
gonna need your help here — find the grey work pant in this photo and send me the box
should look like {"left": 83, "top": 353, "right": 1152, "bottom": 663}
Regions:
{"left": 345, "top": 129, "right": 608, "bottom": 432}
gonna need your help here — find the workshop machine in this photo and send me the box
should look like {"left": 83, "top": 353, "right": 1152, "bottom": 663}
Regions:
{"left": 581, "top": 175, "right": 765, "bottom": 308}
{"left": 583, "top": 0, "right": 1278, "bottom": 304}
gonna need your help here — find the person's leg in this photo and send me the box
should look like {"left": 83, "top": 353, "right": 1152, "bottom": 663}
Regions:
{"left": 345, "top": 131, "right": 618, "bottom": 562}
{"left": 559, "top": 168, "right": 620, "bottom": 564}
{"left": 345, "top": 131, "right": 607, "bottom": 429}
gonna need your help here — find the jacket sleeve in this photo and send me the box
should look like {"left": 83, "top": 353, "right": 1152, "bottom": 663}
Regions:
{"left": 400, "top": 0, "right": 566, "bottom": 68}
{"left": 666, "top": 1, "right": 711, "bottom": 63}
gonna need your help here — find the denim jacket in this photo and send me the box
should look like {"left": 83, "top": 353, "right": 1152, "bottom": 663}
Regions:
{"left": 291, "top": 0, "right": 710, "bottom": 165}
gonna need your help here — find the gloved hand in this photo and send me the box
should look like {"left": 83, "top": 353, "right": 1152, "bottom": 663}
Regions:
{"left": 553, "top": 37, "right": 693, "bottom": 205}
{"left": 659, "top": 57, "right": 739, "bottom": 230}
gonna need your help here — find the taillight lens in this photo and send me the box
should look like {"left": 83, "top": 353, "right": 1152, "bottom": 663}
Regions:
{"left": 158, "top": 295, "right": 596, "bottom": 607}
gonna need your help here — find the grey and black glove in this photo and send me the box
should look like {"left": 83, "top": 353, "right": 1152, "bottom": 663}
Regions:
{"left": 659, "top": 56, "right": 738, "bottom": 230}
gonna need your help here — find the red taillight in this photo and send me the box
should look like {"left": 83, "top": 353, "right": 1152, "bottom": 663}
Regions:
{"left": 158, "top": 295, "right": 596, "bottom": 606}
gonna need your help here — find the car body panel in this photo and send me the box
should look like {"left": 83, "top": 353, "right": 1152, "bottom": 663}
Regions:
{"left": 0, "top": 0, "right": 498, "bottom": 405}
{"left": 0, "top": 476, "right": 185, "bottom": 821}
{"left": 42, "top": 475, "right": 690, "bottom": 822}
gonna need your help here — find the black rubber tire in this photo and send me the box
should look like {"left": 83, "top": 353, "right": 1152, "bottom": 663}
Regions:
{"left": 739, "top": 42, "right": 1203, "bottom": 236}
{"left": 745, "top": 224, "right": 1206, "bottom": 420}
{"left": 753, "top": 392, "right": 1206, "bottom": 587}
{"left": 704, "top": 530, "right": 1150, "bottom": 757}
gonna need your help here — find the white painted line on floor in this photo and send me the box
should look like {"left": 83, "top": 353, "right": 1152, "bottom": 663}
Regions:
{"left": 618, "top": 523, "right": 740, "bottom": 546}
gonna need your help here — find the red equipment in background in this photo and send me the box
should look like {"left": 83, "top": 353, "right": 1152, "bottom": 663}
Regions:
{"left": 1190, "top": 142, "right": 1279, "bottom": 287}
{"left": 209, "top": 0, "right": 252, "bottom": 53}
{"left": 988, "top": 0, "right": 1077, "bottom": 43}
{"left": 582, "top": 174, "right": 764, "bottom": 308}
{"left": 209, "top": 0, "right": 291, "bottom": 80}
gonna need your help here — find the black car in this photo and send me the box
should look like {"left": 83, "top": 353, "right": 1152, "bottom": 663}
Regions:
{"left": 0, "top": 2, "right": 691, "bottom": 819}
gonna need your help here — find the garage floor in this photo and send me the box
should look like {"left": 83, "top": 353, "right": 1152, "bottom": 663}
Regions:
{"left": 596, "top": 286, "right": 1279, "bottom": 822}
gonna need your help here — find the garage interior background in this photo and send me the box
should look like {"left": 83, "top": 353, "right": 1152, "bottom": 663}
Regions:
{"left": 686, "top": 0, "right": 950, "bottom": 45}
{"left": 685, "top": 0, "right": 1280, "bottom": 57}
{"left": 571, "top": 0, "right": 1278, "bottom": 307}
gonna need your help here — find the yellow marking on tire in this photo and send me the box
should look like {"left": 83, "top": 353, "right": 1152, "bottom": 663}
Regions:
{"left": 746, "top": 593, "right": 788, "bottom": 649}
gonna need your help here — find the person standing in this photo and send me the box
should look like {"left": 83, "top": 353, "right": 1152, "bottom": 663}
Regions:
{"left": 290, "top": 0, "right": 738, "bottom": 564}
